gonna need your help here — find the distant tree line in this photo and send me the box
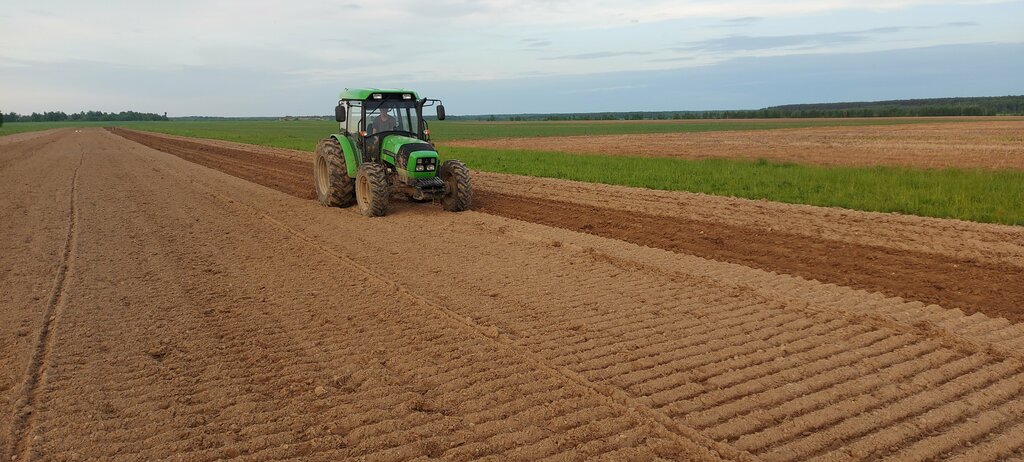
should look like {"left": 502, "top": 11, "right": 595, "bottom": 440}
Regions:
{"left": 3, "top": 110, "right": 169, "bottom": 122}
{"left": 458, "top": 95, "right": 1024, "bottom": 121}
{"left": 763, "top": 96, "right": 1024, "bottom": 118}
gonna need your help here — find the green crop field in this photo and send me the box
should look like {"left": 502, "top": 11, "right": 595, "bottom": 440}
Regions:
{"left": 3, "top": 118, "right": 1022, "bottom": 225}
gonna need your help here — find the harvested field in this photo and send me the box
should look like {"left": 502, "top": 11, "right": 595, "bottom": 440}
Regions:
{"left": 446, "top": 120, "right": 1024, "bottom": 170}
{"left": 3, "top": 127, "right": 1024, "bottom": 461}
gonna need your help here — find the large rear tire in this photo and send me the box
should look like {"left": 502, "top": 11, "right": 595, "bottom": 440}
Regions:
{"left": 439, "top": 160, "right": 472, "bottom": 212}
{"left": 314, "top": 138, "right": 355, "bottom": 207}
{"left": 356, "top": 162, "right": 390, "bottom": 217}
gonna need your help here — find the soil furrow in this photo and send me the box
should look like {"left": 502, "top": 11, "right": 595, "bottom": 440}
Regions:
{"left": 730, "top": 352, "right": 993, "bottom": 453}
{"left": 946, "top": 419, "right": 1024, "bottom": 461}
{"left": 705, "top": 347, "right": 960, "bottom": 441}
{"left": 851, "top": 385, "right": 1024, "bottom": 461}
{"left": 759, "top": 360, "right": 1021, "bottom": 460}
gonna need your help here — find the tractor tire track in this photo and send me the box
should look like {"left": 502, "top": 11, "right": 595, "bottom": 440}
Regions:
{"left": 6, "top": 148, "right": 83, "bottom": 461}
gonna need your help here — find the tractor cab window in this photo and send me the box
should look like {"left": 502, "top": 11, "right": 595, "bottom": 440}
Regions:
{"left": 366, "top": 100, "right": 420, "bottom": 136}
{"left": 346, "top": 104, "right": 362, "bottom": 134}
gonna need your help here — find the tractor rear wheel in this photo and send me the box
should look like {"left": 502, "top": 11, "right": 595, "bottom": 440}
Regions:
{"left": 314, "top": 138, "right": 355, "bottom": 207}
{"left": 439, "top": 160, "right": 472, "bottom": 212}
{"left": 356, "top": 162, "right": 390, "bottom": 217}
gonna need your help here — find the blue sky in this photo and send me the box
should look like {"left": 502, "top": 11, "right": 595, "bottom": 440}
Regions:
{"left": 1, "top": 0, "right": 1022, "bottom": 116}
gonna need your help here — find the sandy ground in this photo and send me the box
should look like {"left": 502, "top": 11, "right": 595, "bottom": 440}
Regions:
{"left": 445, "top": 120, "right": 1024, "bottom": 170}
{"left": 2, "top": 128, "right": 1024, "bottom": 461}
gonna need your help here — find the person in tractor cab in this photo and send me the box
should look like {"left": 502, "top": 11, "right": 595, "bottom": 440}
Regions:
{"left": 371, "top": 106, "right": 397, "bottom": 134}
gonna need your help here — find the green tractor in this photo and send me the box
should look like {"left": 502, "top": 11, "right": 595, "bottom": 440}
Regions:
{"left": 313, "top": 88, "right": 472, "bottom": 217}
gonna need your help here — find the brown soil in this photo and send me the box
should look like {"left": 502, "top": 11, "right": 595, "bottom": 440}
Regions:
{"left": 4, "top": 127, "right": 1024, "bottom": 461}
{"left": 471, "top": 190, "right": 1024, "bottom": 323}
{"left": 446, "top": 120, "right": 1024, "bottom": 170}
{"left": 108, "top": 128, "right": 1024, "bottom": 324}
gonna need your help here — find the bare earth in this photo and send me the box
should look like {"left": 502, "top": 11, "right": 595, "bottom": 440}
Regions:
{"left": 2, "top": 128, "right": 1024, "bottom": 461}
{"left": 446, "top": 120, "right": 1024, "bottom": 170}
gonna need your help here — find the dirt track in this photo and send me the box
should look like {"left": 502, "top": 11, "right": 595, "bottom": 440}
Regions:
{"left": 446, "top": 120, "right": 1024, "bottom": 170}
{"left": 3, "top": 128, "right": 1024, "bottom": 460}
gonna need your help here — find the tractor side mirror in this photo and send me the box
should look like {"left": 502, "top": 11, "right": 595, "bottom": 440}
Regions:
{"left": 335, "top": 104, "right": 346, "bottom": 123}
{"left": 436, "top": 104, "right": 446, "bottom": 121}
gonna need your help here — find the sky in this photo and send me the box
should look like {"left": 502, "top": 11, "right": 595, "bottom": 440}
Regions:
{"left": 1, "top": 0, "right": 1022, "bottom": 116}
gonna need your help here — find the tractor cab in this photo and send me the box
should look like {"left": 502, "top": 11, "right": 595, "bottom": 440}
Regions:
{"left": 334, "top": 89, "right": 445, "bottom": 162}
{"left": 313, "top": 88, "right": 470, "bottom": 217}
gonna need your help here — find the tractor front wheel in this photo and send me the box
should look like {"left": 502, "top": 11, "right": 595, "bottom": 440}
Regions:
{"left": 439, "top": 160, "right": 472, "bottom": 212}
{"left": 356, "top": 162, "right": 390, "bottom": 217}
{"left": 314, "top": 138, "right": 355, "bottom": 207}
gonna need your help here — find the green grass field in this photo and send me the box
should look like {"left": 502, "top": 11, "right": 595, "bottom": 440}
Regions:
{"left": 3, "top": 118, "right": 1021, "bottom": 225}
{"left": 438, "top": 146, "right": 1024, "bottom": 225}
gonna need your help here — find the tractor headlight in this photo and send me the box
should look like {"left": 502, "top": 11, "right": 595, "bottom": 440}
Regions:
{"left": 415, "top": 165, "right": 425, "bottom": 172}
{"left": 426, "top": 164, "right": 435, "bottom": 171}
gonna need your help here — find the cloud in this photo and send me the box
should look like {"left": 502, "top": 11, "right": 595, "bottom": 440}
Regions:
{"left": 676, "top": 32, "right": 874, "bottom": 52}
{"left": 726, "top": 16, "right": 763, "bottom": 23}
{"left": 716, "top": 16, "right": 763, "bottom": 27}
{"left": 647, "top": 56, "right": 696, "bottom": 63}
{"left": 676, "top": 20, "right": 986, "bottom": 53}
{"left": 943, "top": 21, "right": 979, "bottom": 27}
{"left": 561, "top": 84, "right": 653, "bottom": 94}
{"left": 541, "top": 51, "right": 654, "bottom": 60}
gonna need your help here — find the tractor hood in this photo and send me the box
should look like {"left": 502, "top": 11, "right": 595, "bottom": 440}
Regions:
{"left": 380, "top": 134, "right": 439, "bottom": 179}
{"left": 381, "top": 134, "right": 432, "bottom": 156}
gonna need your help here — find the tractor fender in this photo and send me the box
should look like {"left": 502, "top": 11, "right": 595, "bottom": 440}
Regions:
{"left": 330, "top": 134, "right": 360, "bottom": 178}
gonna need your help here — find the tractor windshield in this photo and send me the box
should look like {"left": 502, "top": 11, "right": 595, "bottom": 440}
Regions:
{"left": 366, "top": 100, "right": 420, "bottom": 136}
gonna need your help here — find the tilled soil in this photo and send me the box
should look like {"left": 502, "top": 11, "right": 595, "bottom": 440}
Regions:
{"left": 445, "top": 120, "right": 1024, "bottom": 170}
{"left": 109, "top": 128, "right": 1024, "bottom": 323}
{"left": 3, "top": 128, "right": 1024, "bottom": 461}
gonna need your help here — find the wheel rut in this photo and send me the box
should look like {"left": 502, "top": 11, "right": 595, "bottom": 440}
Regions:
{"left": 7, "top": 149, "right": 84, "bottom": 462}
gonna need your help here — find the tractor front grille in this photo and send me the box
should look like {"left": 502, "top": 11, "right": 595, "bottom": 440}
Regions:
{"left": 415, "top": 177, "right": 445, "bottom": 193}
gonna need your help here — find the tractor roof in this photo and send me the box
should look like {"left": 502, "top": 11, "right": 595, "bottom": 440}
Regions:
{"left": 339, "top": 88, "right": 420, "bottom": 101}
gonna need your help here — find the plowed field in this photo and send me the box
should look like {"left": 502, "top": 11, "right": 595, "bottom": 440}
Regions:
{"left": 3, "top": 127, "right": 1024, "bottom": 461}
{"left": 446, "top": 120, "right": 1024, "bottom": 170}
